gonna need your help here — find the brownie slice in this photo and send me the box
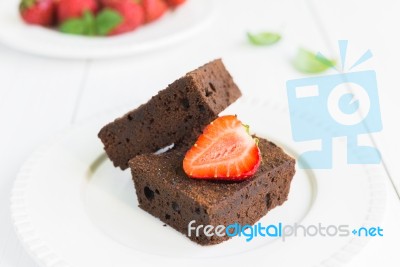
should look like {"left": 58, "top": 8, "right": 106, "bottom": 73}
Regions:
{"left": 98, "top": 59, "right": 242, "bottom": 170}
{"left": 129, "top": 138, "right": 295, "bottom": 245}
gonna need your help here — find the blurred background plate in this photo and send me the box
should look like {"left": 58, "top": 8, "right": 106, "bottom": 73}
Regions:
{"left": 0, "top": 0, "right": 215, "bottom": 59}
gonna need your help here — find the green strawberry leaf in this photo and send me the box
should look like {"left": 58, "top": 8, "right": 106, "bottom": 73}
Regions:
{"left": 292, "top": 47, "right": 336, "bottom": 74}
{"left": 59, "top": 19, "right": 87, "bottom": 35}
{"left": 247, "top": 32, "right": 281, "bottom": 46}
{"left": 95, "top": 9, "right": 123, "bottom": 36}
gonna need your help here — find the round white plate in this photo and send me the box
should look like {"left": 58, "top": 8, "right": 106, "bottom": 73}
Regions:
{"left": 11, "top": 97, "right": 386, "bottom": 267}
{"left": 0, "top": 0, "right": 214, "bottom": 59}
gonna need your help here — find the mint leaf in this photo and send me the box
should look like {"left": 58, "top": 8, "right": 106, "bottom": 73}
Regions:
{"left": 58, "top": 9, "right": 123, "bottom": 37}
{"left": 82, "top": 11, "right": 96, "bottom": 36}
{"left": 59, "top": 11, "right": 96, "bottom": 36}
{"left": 292, "top": 47, "right": 336, "bottom": 74}
{"left": 59, "top": 19, "right": 86, "bottom": 35}
{"left": 95, "top": 9, "right": 123, "bottom": 36}
{"left": 247, "top": 32, "right": 281, "bottom": 46}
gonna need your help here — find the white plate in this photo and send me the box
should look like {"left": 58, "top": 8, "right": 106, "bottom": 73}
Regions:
{"left": 11, "top": 97, "right": 387, "bottom": 267}
{"left": 0, "top": 0, "right": 214, "bottom": 59}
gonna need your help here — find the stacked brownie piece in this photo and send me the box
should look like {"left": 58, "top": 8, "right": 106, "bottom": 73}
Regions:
{"left": 98, "top": 59, "right": 295, "bottom": 245}
{"left": 98, "top": 59, "right": 241, "bottom": 170}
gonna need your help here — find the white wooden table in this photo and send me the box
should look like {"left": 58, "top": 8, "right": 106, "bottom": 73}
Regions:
{"left": 1, "top": 0, "right": 399, "bottom": 266}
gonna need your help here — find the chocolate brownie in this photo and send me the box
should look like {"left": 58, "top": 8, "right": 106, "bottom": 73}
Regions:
{"left": 129, "top": 138, "right": 295, "bottom": 245}
{"left": 98, "top": 59, "right": 242, "bottom": 169}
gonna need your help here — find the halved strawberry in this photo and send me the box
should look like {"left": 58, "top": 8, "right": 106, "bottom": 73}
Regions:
{"left": 183, "top": 115, "right": 261, "bottom": 180}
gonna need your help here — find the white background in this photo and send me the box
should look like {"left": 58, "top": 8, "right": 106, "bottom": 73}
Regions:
{"left": 1, "top": 0, "right": 399, "bottom": 266}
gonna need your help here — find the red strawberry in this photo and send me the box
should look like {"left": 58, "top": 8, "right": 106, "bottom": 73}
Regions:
{"left": 165, "top": 0, "right": 186, "bottom": 8}
{"left": 99, "top": 0, "right": 118, "bottom": 5}
{"left": 142, "top": 0, "right": 168, "bottom": 23}
{"left": 103, "top": 0, "right": 144, "bottom": 35}
{"left": 183, "top": 115, "right": 261, "bottom": 180}
{"left": 57, "top": 0, "right": 98, "bottom": 23}
{"left": 19, "top": 0, "right": 56, "bottom": 26}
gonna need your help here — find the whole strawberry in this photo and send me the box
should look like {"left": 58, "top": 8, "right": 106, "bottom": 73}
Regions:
{"left": 165, "top": 0, "right": 186, "bottom": 8}
{"left": 57, "top": 0, "right": 98, "bottom": 23}
{"left": 19, "top": 0, "right": 56, "bottom": 26}
{"left": 142, "top": 0, "right": 168, "bottom": 23}
{"left": 103, "top": 0, "right": 144, "bottom": 35}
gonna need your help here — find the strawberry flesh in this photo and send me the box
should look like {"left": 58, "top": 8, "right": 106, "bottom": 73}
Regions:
{"left": 183, "top": 115, "right": 261, "bottom": 180}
